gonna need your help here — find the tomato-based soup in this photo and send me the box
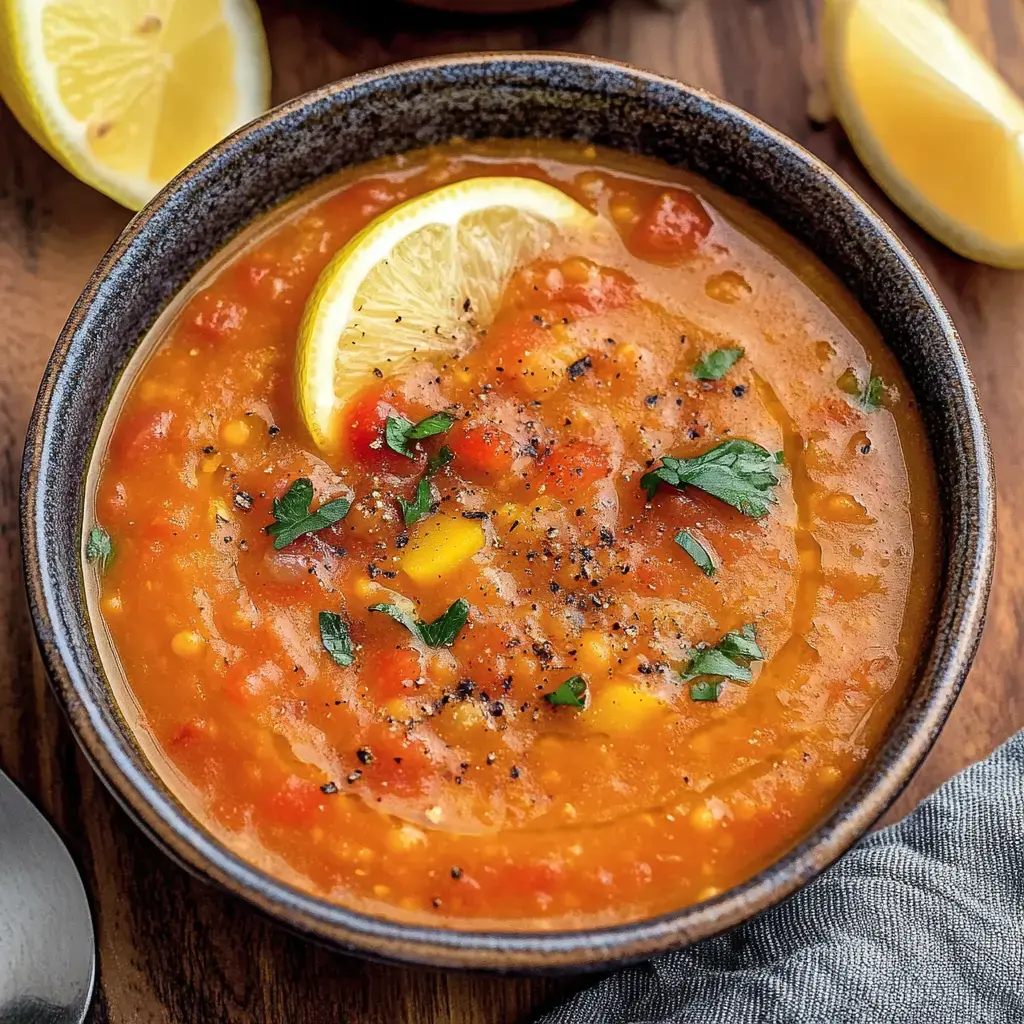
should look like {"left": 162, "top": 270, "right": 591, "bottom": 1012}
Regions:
{"left": 88, "top": 141, "right": 939, "bottom": 930}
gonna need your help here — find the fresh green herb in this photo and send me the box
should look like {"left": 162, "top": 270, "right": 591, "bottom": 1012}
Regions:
{"left": 385, "top": 411, "right": 456, "bottom": 458}
{"left": 838, "top": 368, "right": 885, "bottom": 412}
{"left": 860, "top": 375, "right": 884, "bottom": 413}
{"left": 319, "top": 611, "right": 354, "bottom": 667}
{"left": 369, "top": 597, "right": 470, "bottom": 648}
{"left": 398, "top": 445, "right": 455, "bottom": 526}
{"left": 689, "top": 680, "right": 723, "bottom": 702}
{"left": 86, "top": 526, "right": 113, "bottom": 572}
{"left": 693, "top": 347, "right": 744, "bottom": 381}
{"left": 682, "top": 623, "right": 765, "bottom": 701}
{"left": 641, "top": 439, "right": 780, "bottom": 517}
{"left": 545, "top": 675, "right": 588, "bottom": 708}
{"left": 265, "top": 478, "right": 350, "bottom": 550}
{"left": 674, "top": 530, "right": 715, "bottom": 577}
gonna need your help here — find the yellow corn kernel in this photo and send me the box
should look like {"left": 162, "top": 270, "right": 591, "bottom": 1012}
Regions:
{"left": 816, "top": 491, "right": 873, "bottom": 523}
{"left": 585, "top": 683, "right": 666, "bottom": 734}
{"left": 219, "top": 418, "right": 251, "bottom": 448}
{"left": 577, "top": 630, "right": 613, "bottom": 675}
{"left": 384, "top": 697, "right": 409, "bottom": 720}
{"left": 704, "top": 270, "right": 752, "bottom": 304}
{"left": 450, "top": 700, "right": 484, "bottom": 729}
{"left": 171, "top": 630, "right": 205, "bottom": 658}
{"left": 101, "top": 593, "right": 123, "bottom": 616}
{"left": 561, "top": 256, "right": 595, "bottom": 284}
{"left": 609, "top": 191, "right": 642, "bottom": 227}
{"left": 209, "top": 498, "right": 232, "bottom": 524}
{"left": 689, "top": 802, "right": 716, "bottom": 832}
{"left": 401, "top": 515, "right": 485, "bottom": 584}
{"left": 200, "top": 454, "right": 222, "bottom": 474}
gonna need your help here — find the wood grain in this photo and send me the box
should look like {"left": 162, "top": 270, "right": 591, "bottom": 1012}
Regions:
{"left": 1, "top": 1, "right": 1021, "bottom": 1020}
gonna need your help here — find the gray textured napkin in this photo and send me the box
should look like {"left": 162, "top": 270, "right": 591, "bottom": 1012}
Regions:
{"left": 540, "top": 730, "right": 1024, "bottom": 1024}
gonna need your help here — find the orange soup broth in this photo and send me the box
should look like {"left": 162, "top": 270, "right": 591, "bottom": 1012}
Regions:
{"left": 88, "top": 141, "right": 940, "bottom": 930}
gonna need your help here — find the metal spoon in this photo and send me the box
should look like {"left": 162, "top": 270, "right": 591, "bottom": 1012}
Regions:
{"left": 0, "top": 768, "right": 95, "bottom": 1024}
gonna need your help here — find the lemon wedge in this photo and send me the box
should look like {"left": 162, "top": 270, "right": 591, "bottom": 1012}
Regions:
{"left": 823, "top": 0, "right": 1024, "bottom": 267}
{"left": 0, "top": 0, "right": 270, "bottom": 210}
{"left": 296, "top": 176, "right": 597, "bottom": 451}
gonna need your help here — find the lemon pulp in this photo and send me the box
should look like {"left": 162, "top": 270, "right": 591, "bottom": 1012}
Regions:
{"left": 824, "top": 0, "right": 1024, "bottom": 266}
{"left": 0, "top": 0, "right": 270, "bottom": 209}
{"left": 295, "top": 176, "right": 598, "bottom": 451}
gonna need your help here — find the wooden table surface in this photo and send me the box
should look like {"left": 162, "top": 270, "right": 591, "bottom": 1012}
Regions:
{"left": 2, "top": 0, "right": 1022, "bottom": 1020}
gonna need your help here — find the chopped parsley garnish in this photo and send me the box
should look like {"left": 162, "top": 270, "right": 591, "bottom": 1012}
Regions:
{"left": 838, "top": 368, "right": 885, "bottom": 412}
{"left": 319, "top": 611, "right": 354, "bottom": 667}
{"left": 86, "top": 526, "right": 113, "bottom": 572}
{"left": 385, "top": 411, "right": 456, "bottom": 458}
{"left": 398, "top": 445, "right": 454, "bottom": 526}
{"left": 674, "top": 530, "right": 715, "bottom": 577}
{"left": 693, "top": 347, "right": 744, "bottom": 381}
{"left": 265, "top": 478, "right": 350, "bottom": 550}
{"left": 641, "top": 439, "right": 780, "bottom": 518}
{"left": 369, "top": 597, "right": 469, "bottom": 648}
{"left": 544, "top": 675, "right": 588, "bottom": 708}
{"left": 689, "top": 680, "right": 723, "bottom": 702}
{"left": 682, "top": 624, "right": 765, "bottom": 701}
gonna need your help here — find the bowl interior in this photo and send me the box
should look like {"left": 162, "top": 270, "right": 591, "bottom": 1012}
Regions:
{"left": 22, "top": 54, "right": 994, "bottom": 970}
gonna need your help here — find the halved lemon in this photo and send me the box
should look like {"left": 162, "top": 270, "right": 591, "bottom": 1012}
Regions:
{"left": 0, "top": 0, "right": 270, "bottom": 210}
{"left": 296, "top": 176, "right": 598, "bottom": 451}
{"left": 823, "top": 0, "right": 1024, "bottom": 267}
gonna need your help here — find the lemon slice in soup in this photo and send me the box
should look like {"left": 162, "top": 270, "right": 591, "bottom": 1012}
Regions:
{"left": 296, "top": 176, "right": 598, "bottom": 450}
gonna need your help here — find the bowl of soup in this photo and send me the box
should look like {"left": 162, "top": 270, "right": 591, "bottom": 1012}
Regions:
{"left": 22, "top": 54, "right": 994, "bottom": 969}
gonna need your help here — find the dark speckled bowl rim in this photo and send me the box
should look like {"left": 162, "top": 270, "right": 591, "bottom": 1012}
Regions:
{"left": 22, "top": 53, "right": 995, "bottom": 972}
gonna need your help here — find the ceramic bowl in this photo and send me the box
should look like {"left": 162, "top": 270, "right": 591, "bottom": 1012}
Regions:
{"left": 21, "top": 54, "right": 995, "bottom": 971}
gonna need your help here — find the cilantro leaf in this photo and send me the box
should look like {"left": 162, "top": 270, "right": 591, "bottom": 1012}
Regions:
{"left": 385, "top": 411, "right": 456, "bottom": 458}
{"left": 319, "top": 611, "right": 354, "bottom": 666}
{"left": 385, "top": 416, "right": 415, "bottom": 457}
{"left": 674, "top": 530, "right": 715, "bottom": 577}
{"left": 398, "top": 445, "right": 455, "bottom": 526}
{"left": 265, "top": 478, "right": 350, "bottom": 550}
{"left": 545, "top": 675, "right": 588, "bottom": 708}
{"left": 369, "top": 597, "right": 469, "bottom": 648}
{"left": 417, "top": 599, "right": 470, "bottom": 647}
{"left": 408, "top": 412, "right": 456, "bottom": 440}
{"left": 716, "top": 623, "right": 764, "bottom": 661}
{"left": 689, "top": 680, "right": 723, "bottom": 702}
{"left": 86, "top": 526, "right": 113, "bottom": 572}
{"left": 860, "top": 375, "right": 884, "bottom": 413}
{"left": 693, "top": 347, "right": 744, "bottom": 381}
{"left": 641, "top": 439, "right": 780, "bottom": 517}
{"left": 837, "top": 368, "right": 885, "bottom": 413}
{"left": 682, "top": 623, "right": 765, "bottom": 701}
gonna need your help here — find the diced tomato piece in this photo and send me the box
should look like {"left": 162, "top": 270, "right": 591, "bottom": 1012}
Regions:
{"left": 168, "top": 718, "right": 212, "bottom": 749}
{"left": 341, "top": 387, "right": 424, "bottom": 476}
{"left": 535, "top": 441, "right": 609, "bottom": 496}
{"left": 264, "top": 775, "right": 324, "bottom": 828}
{"left": 449, "top": 424, "right": 518, "bottom": 481}
{"left": 628, "top": 189, "right": 713, "bottom": 263}
{"left": 187, "top": 289, "right": 247, "bottom": 341}
{"left": 508, "top": 261, "right": 637, "bottom": 319}
{"left": 364, "top": 647, "right": 422, "bottom": 700}
{"left": 110, "top": 408, "right": 178, "bottom": 463}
